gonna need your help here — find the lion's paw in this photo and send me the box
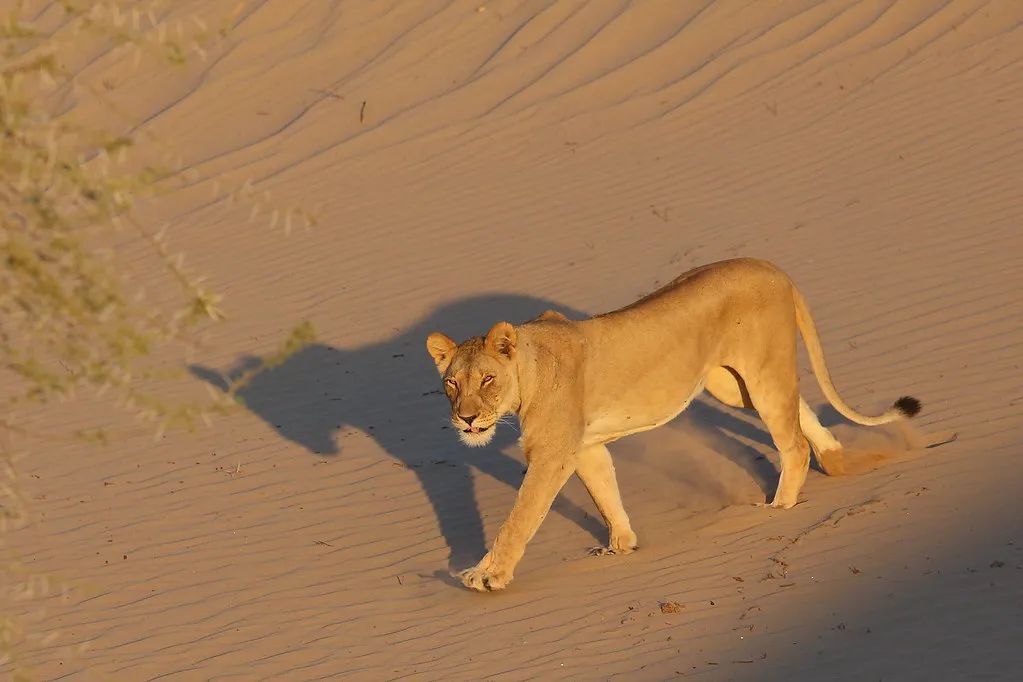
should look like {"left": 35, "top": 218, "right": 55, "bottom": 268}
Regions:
{"left": 459, "top": 563, "right": 511, "bottom": 592}
{"left": 588, "top": 532, "right": 638, "bottom": 556}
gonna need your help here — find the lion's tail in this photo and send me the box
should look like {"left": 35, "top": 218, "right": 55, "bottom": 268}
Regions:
{"left": 792, "top": 286, "right": 920, "bottom": 426}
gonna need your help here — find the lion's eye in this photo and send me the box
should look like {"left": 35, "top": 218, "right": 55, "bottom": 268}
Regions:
{"left": 444, "top": 378, "right": 457, "bottom": 389}
{"left": 481, "top": 375, "right": 494, "bottom": 386}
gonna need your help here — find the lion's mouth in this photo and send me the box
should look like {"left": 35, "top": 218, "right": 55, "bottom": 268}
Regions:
{"left": 456, "top": 422, "right": 496, "bottom": 448}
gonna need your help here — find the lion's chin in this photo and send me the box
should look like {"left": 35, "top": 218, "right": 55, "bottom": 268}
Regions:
{"left": 457, "top": 425, "right": 496, "bottom": 448}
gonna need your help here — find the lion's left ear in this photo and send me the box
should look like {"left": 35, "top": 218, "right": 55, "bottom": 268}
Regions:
{"left": 485, "top": 321, "right": 517, "bottom": 360}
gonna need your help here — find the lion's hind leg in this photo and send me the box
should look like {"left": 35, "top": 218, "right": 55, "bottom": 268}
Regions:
{"left": 705, "top": 366, "right": 754, "bottom": 409}
{"left": 708, "top": 367, "right": 841, "bottom": 492}
{"left": 576, "top": 444, "right": 637, "bottom": 555}
{"left": 799, "top": 398, "right": 845, "bottom": 475}
{"left": 741, "top": 368, "right": 811, "bottom": 509}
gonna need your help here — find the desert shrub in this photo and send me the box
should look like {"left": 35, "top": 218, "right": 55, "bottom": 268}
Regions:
{"left": 1, "top": 3, "right": 312, "bottom": 674}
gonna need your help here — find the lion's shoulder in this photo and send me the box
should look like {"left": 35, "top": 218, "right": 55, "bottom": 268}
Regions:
{"left": 532, "top": 309, "right": 569, "bottom": 323}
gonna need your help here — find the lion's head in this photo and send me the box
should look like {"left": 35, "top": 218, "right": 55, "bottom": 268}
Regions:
{"left": 426, "top": 322, "right": 520, "bottom": 447}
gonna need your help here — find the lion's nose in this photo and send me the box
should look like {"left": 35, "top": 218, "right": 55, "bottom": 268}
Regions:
{"left": 460, "top": 413, "right": 478, "bottom": 426}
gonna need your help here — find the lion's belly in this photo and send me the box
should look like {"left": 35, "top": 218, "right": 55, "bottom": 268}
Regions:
{"left": 582, "top": 380, "right": 705, "bottom": 445}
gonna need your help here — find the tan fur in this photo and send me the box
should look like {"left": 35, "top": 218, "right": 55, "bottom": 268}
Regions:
{"left": 425, "top": 258, "right": 919, "bottom": 591}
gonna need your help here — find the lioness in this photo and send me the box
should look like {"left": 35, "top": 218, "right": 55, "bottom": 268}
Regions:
{"left": 426, "top": 258, "right": 919, "bottom": 591}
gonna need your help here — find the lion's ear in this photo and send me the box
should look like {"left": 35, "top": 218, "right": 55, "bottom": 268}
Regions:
{"left": 426, "top": 332, "right": 457, "bottom": 373}
{"left": 485, "top": 322, "right": 517, "bottom": 360}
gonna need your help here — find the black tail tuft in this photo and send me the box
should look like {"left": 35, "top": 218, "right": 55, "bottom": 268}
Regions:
{"left": 894, "top": 395, "right": 921, "bottom": 418}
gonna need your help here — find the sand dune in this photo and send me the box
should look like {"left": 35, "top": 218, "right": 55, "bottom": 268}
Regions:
{"left": 6, "top": 1, "right": 1023, "bottom": 679}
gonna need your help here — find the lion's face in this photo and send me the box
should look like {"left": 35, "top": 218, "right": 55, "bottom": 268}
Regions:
{"left": 426, "top": 322, "right": 519, "bottom": 448}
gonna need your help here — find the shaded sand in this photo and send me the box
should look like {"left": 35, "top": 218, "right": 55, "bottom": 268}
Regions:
{"left": 5, "top": 1, "right": 1023, "bottom": 679}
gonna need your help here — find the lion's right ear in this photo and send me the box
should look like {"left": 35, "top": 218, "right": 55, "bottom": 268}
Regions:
{"left": 426, "top": 332, "right": 457, "bottom": 373}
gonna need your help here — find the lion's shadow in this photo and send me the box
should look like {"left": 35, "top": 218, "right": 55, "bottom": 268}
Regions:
{"left": 192, "top": 294, "right": 780, "bottom": 569}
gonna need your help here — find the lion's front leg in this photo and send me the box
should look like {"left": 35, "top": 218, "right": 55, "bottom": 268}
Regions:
{"left": 576, "top": 444, "right": 638, "bottom": 556}
{"left": 460, "top": 456, "right": 575, "bottom": 592}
